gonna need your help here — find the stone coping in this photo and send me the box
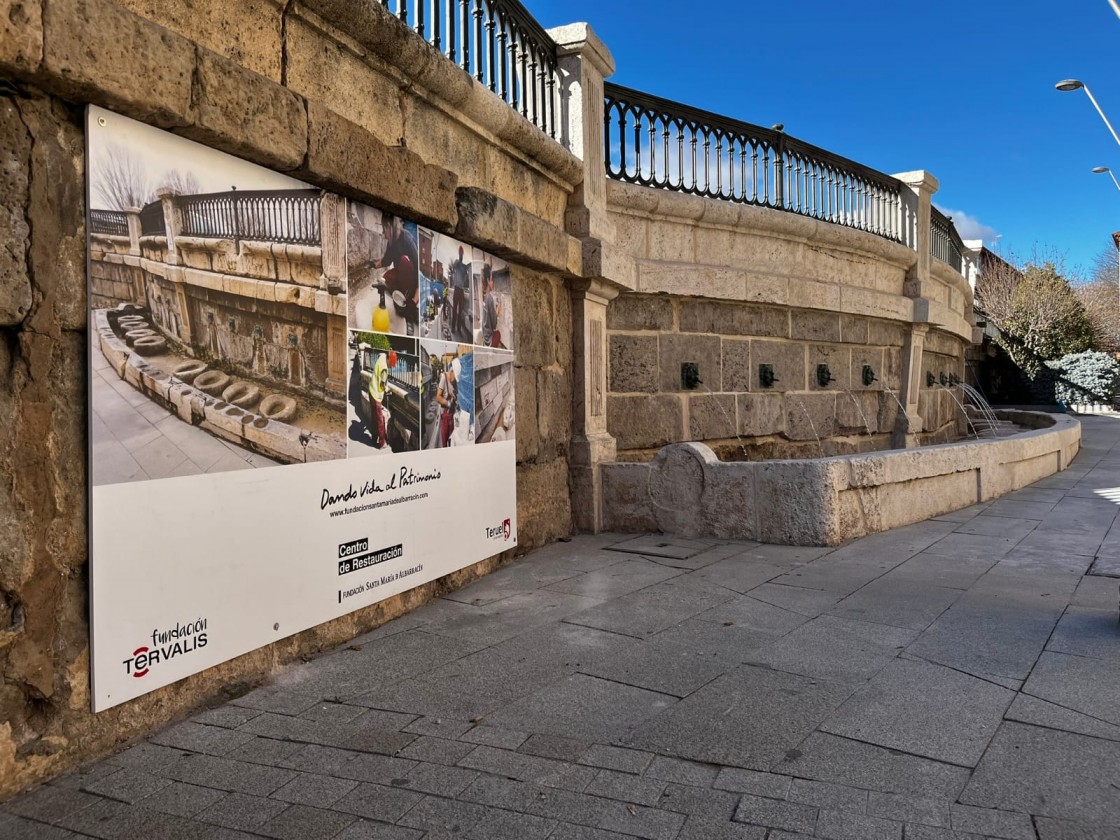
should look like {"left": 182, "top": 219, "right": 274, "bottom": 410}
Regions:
{"left": 601, "top": 410, "right": 1081, "bottom": 546}
{"left": 607, "top": 179, "right": 918, "bottom": 271}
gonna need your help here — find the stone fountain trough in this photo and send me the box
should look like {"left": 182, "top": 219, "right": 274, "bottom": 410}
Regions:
{"left": 600, "top": 410, "right": 1081, "bottom": 546}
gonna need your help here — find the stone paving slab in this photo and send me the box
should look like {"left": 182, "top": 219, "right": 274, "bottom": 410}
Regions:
{"left": 959, "top": 722, "right": 1120, "bottom": 826}
{"left": 11, "top": 415, "right": 1120, "bottom": 838}
{"left": 818, "top": 658, "right": 1014, "bottom": 766}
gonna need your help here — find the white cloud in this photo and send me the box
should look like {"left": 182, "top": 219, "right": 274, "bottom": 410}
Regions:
{"left": 933, "top": 205, "right": 1000, "bottom": 245}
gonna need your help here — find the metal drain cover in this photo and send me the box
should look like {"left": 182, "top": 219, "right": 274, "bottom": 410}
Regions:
{"left": 606, "top": 534, "right": 711, "bottom": 559}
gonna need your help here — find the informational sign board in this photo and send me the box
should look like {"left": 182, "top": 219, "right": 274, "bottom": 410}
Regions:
{"left": 86, "top": 106, "right": 517, "bottom": 711}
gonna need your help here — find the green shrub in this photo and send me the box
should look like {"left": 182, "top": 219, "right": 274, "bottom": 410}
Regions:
{"left": 1050, "top": 351, "right": 1120, "bottom": 406}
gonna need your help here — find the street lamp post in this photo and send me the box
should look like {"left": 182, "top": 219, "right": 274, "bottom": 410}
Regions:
{"left": 1056, "top": 80, "right": 1120, "bottom": 148}
{"left": 1093, "top": 166, "right": 1120, "bottom": 192}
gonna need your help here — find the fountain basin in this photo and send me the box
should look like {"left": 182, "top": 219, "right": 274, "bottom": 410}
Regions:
{"left": 600, "top": 410, "right": 1081, "bottom": 546}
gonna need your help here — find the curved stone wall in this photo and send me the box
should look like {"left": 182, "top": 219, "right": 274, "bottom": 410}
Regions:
{"left": 604, "top": 181, "right": 975, "bottom": 458}
{"left": 601, "top": 411, "right": 1081, "bottom": 545}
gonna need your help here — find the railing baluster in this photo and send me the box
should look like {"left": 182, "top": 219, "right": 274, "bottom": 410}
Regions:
{"left": 473, "top": 0, "right": 483, "bottom": 80}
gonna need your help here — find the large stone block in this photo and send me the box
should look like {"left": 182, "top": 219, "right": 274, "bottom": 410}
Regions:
{"left": 24, "top": 96, "right": 88, "bottom": 331}
{"left": 511, "top": 268, "right": 557, "bottom": 369}
{"left": 611, "top": 212, "right": 648, "bottom": 259}
{"left": 791, "top": 309, "right": 841, "bottom": 342}
{"left": 42, "top": 0, "right": 195, "bottom": 128}
{"left": 808, "top": 344, "right": 851, "bottom": 391}
{"left": 840, "top": 314, "right": 869, "bottom": 344}
{"left": 0, "top": 0, "right": 42, "bottom": 74}
{"left": 785, "top": 392, "right": 836, "bottom": 441}
{"left": 721, "top": 338, "right": 751, "bottom": 392}
{"left": 688, "top": 393, "right": 737, "bottom": 441}
{"left": 750, "top": 339, "right": 806, "bottom": 391}
{"left": 601, "top": 463, "right": 657, "bottom": 532}
{"left": 638, "top": 263, "right": 745, "bottom": 299}
{"left": 836, "top": 390, "right": 879, "bottom": 434}
{"left": 537, "top": 367, "right": 572, "bottom": 460}
{"left": 647, "top": 219, "right": 693, "bottom": 263}
{"left": 0, "top": 97, "right": 32, "bottom": 326}
{"left": 850, "top": 347, "right": 885, "bottom": 391}
{"left": 679, "top": 300, "right": 789, "bottom": 338}
{"left": 868, "top": 318, "right": 907, "bottom": 347}
{"left": 660, "top": 332, "right": 721, "bottom": 394}
{"left": 754, "top": 460, "right": 844, "bottom": 545}
{"left": 738, "top": 392, "right": 784, "bottom": 437}
{"left": 115, "top": 0, "right": 283, "bottom": 81}
{"left": 514, "top": 363, "right": 539, "bottom": 463}
{"left": 516, "top": 458, "right": 572, "bottom": 547}
{"left": 607, "top": 293, "right": 673, "bottom": 331}
{"left": 303, "top": 101, "right": 457, "bottom": 231}
{"left": 609, "top": 334, "right": 658, "bottom": 393}
{"left": 455, "top": 187, "right": 570, "bottom": 274}
{"left": 285, "top": 15, "right": 402, "bottom": 149}
{"left": 607, "top": 394, "right": 684, "bottom": 450}
{"left": 184, "top": 48, "right": 307, "bottom": 173}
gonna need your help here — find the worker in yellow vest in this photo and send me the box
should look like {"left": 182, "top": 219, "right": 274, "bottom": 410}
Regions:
{"left": 368, "top": 351, "right": 390, "bottom": 448}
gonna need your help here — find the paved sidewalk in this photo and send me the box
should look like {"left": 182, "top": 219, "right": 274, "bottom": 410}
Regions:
{"left": 7, "top": 417, "right": 1120, "bottom": 839}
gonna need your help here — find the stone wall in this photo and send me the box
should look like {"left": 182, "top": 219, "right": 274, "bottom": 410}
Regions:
{"left": 607, "top": 293, "right": 919, "bottom": 458}
{"left": 604, "top": 180, "right": 974, "bottom": 460}
{"left": 0, "top": 0, "right": 580, "bottom": 797}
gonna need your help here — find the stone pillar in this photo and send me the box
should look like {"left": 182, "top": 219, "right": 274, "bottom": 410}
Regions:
{"left": 892, "top": 170, "right": 938, "bottom": 299}
{"left": 549, "top": 22, "right": 616, "bottom": 245}
{"left": 570, "top": 278, "right": 620, "bottom": 532}
{"left": 156, "top": 187, "right": 184, "bottom": 265}
{"left": 325, "top": 315, "right": 347, "bottom": 399}
{"left": 124, "top": 207, "right": 142, "bottom": 256}
{"left": 894, "top": 323, "right": 928, "bottom": 448}
{"left": 319, "top": 192, "right": 346, "bottom": 294}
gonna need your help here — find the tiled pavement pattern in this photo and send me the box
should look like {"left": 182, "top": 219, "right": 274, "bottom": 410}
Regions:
{"left": 7, "top": 417, "right": 1120, "bottom": 839}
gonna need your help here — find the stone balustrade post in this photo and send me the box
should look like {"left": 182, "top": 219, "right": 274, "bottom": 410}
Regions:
{"left": 156, "top": 187, "right": 184, "bottom": 265}
{"left": 124, "top": 207, "right": 142, "bottom": 256}
{"left": 549, "top": 22, "right": 615, "bottom": 243}
{"left": 319, "top": 192, "right": 346, "bottom": 295}
{"left": 892, "top": 170, "right": 938, "bottom": 299}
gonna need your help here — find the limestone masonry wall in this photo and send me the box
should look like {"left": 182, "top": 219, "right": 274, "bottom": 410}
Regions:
{"left": 0, "top": 0, "right": 577, "bottom": 797}
{"left": 604, "top": 183, "right": 972, "bottom": 458}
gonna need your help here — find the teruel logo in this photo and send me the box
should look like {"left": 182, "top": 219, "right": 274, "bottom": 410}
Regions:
{"left": 485, "top": 518, "right": 512, "bottom": 541}
{"left": 122, "top": 618, "right": 208, "bottom": 678}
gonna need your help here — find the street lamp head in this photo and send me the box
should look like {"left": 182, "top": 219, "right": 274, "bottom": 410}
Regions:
{"left": 1093, "top": 166, "right": 1111, "bottom": 174}
{"left": 1056, "top": 79, "right": 1085, "bottom": 92}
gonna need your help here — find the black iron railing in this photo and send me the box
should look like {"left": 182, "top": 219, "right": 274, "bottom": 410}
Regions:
{"left": 139, "top": 203, "right": 166, "bottom": 237}
{"left": 930, "top": 206, "right": 964, "bottom": 273}
{"left": 89, "top": 209, "right": 129, "bottom": 236}
{"left": 177, "top": 189, "right": 321, "bottom": 246}
{"left": 380, "top": 0, "right": 559, "bottom": 140}
{"left": 604, "top": 83, "right": 907, "bottom": 243}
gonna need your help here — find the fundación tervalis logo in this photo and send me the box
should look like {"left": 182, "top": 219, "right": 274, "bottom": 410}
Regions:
{"left": 122, "top": 618, "right": 209, "bottom": 678}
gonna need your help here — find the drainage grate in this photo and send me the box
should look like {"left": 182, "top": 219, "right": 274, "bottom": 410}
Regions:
{"left": 605, "top": 535, "right": 711, "bottom": 560}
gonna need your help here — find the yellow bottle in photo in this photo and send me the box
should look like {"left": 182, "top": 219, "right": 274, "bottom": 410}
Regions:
{"left": 373, "top": 282, "right": 390, "bottom": 333}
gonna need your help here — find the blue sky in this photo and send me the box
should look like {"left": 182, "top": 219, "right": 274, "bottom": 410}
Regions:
{"left": 528, "top": 0, "right": 1120, "bottom": 279}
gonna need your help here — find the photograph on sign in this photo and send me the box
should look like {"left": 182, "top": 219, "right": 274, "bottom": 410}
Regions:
{"left": 472, "top": 254, "right": 513, "bottom": 351}
{"left": 474, "top": 349, "right": 516, "bottom": 444}
{"left": 419, "top": 228, "right": 477, "bottom": 345}
{"left": 419, "top": 340, "right": 475, "bottom": 449}
{"left": 347, "top": 202, "right": 420, "bottom": 337}
{"left": 87, "top": 112, "right": 347, "bottom": 484}
{"left": 347, "top": 332, "right": 422, "bottom": 456}
{"left": 87, "top": 105, "right": 517, "bottom": 712}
